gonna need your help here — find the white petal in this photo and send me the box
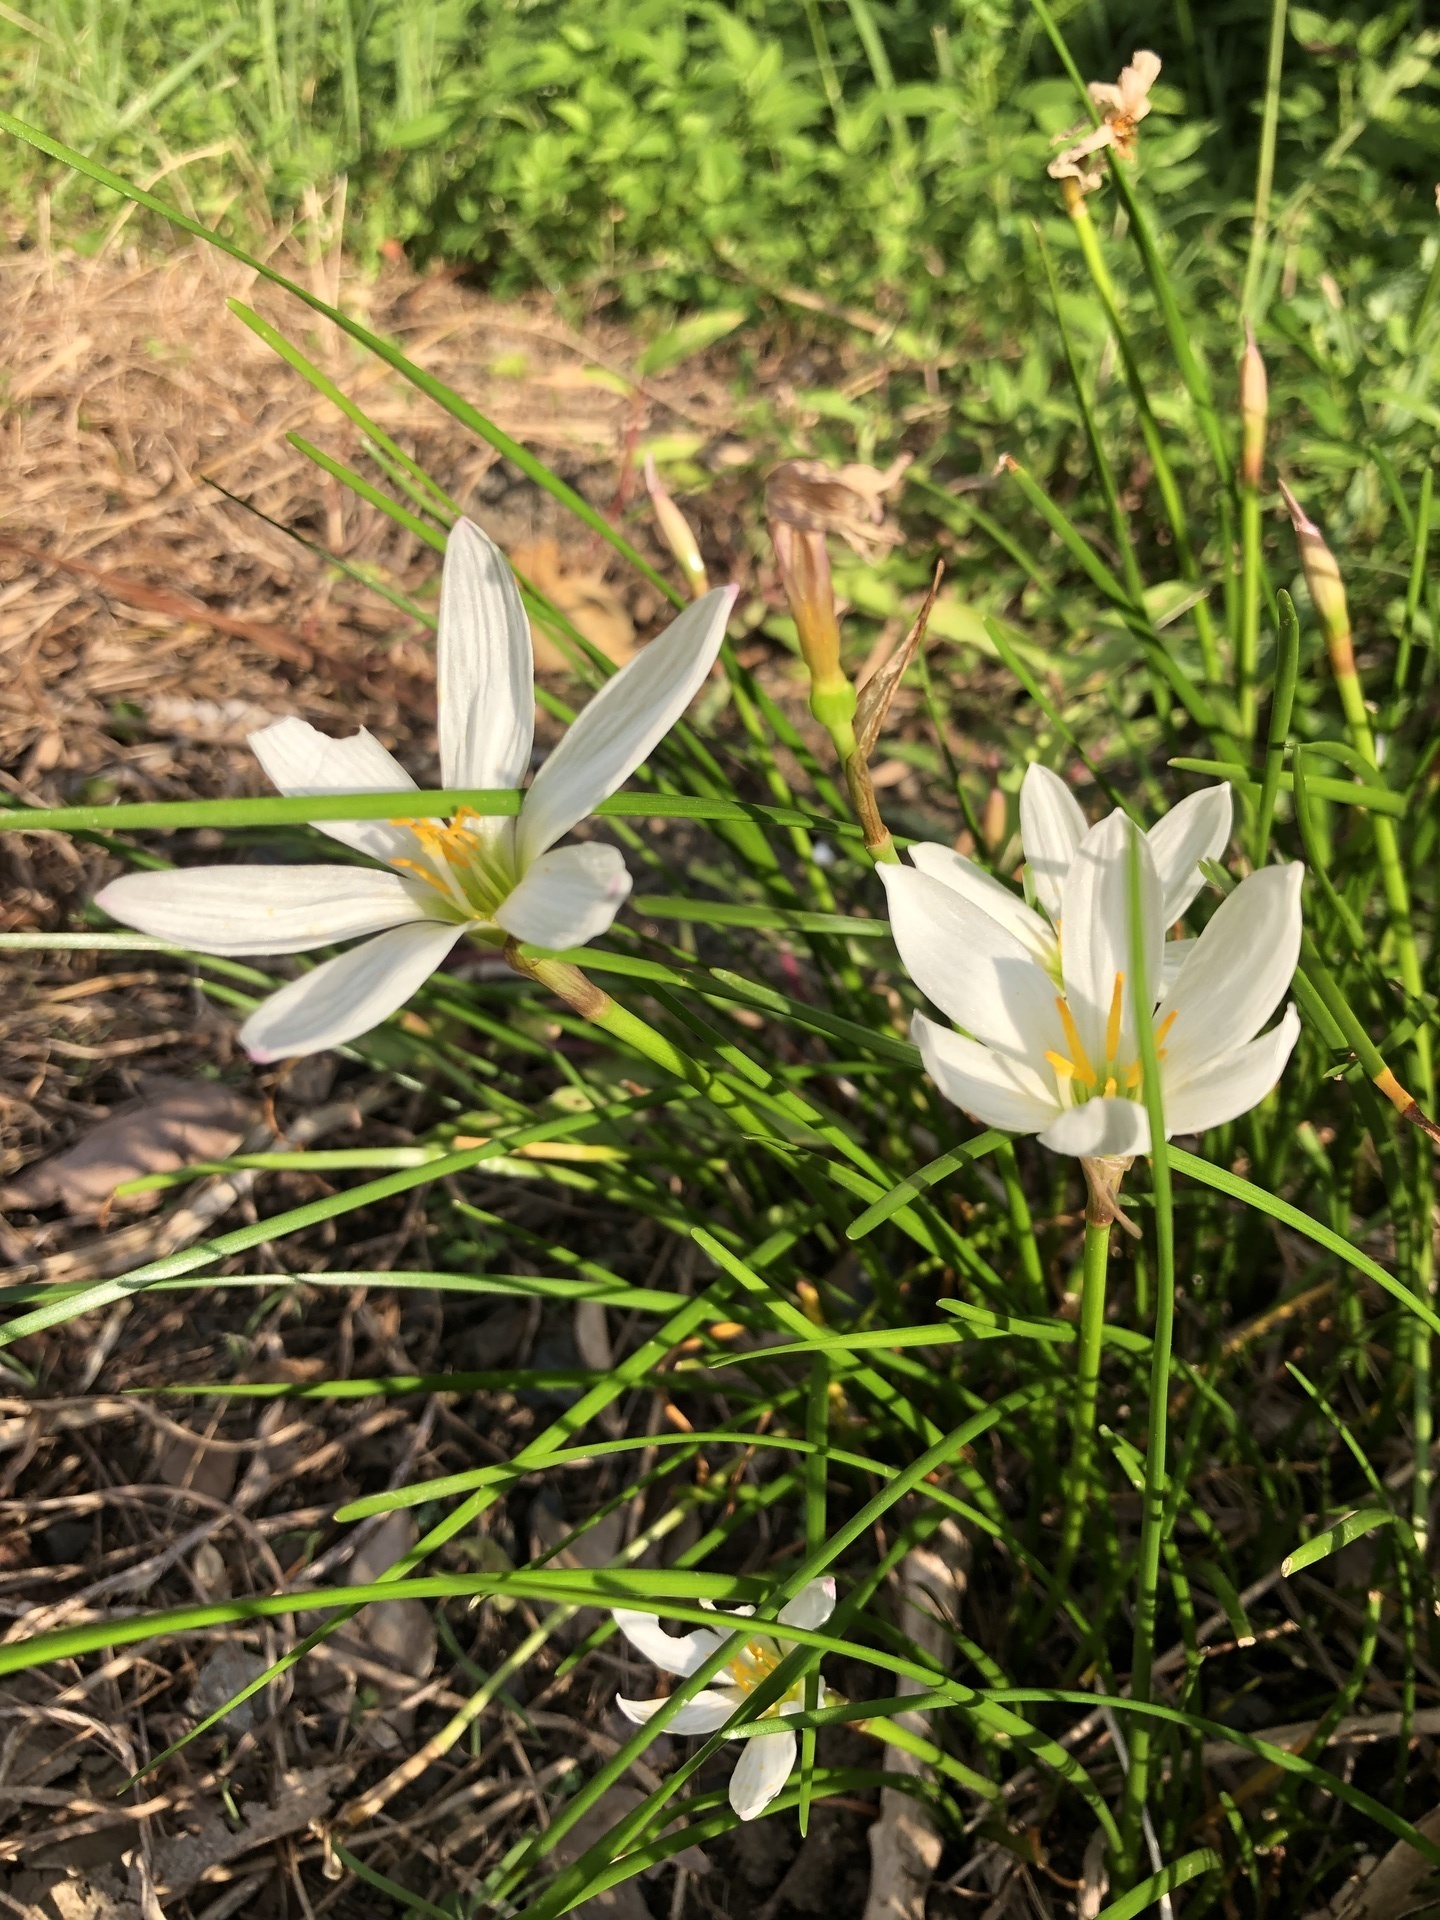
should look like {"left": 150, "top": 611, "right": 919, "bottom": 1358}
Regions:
{"left": 437, "top": 517, "right": 534, "bottom": 791}
{"left": 494, "top": 842, "right": 632, "bottom": 950}
{"left": 879, "top": 866, "right": 1065, "bottom": 1063}
{"left": 240, "top": 919, "right": 466, "bottom": 1062}
{"left": 515, "top": 585, "right": 736, "bottom": 867}
{"left": 729, "top": 1724, "right": 796, "bottom": 1821}
{"left": 1147, "top": 785, "right": 1232, "bottom": 927}
{"left": 611, "top": 1608, "right": 730, "bottom": 1678}
{"left": 1161, "top": 939, "right": 1194, "bottom": 993}
{"left": 249, "top": 717, "right": 419, "bottom": 863}
{"left": 1019, "top": 764, "right": 1088, "bottom": 923}
{"left": 1164, "top": 1005, "right": 1301, "bottom": 1136}
{"left": 95, "top": 866, "right": 431, "bottom": 956}
{"left": 908, "top": 843, "right": 1057, "bottom": 969}
{"left": 777, "top": 1577, "right": 836, "bottom": 1632}
{"left": 913, "top": 1012, "right": 1060, "bottom": 1134}
{"left": 616, "top": 1691, "right": 740, "bottom": 1735}
{"left": 1160, "top": 864, "right": 1304, "bottom": 1083}
{"left": 1059, "top": 810, "right": 1163, "bottom": 1073}
{"left": 1039, "top": 1097, "right": 1152, "bottom": 1158}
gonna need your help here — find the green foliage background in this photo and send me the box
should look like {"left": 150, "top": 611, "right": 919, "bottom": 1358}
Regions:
{"left": 5, "top": 0, "right": 1439, "bottom": 326}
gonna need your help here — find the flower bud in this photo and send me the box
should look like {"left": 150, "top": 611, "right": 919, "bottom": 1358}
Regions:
{"left": 1239, "top": 326, "right": 1267, "bottom": 491}
{"left": 1279, "top": 480, "right": 1352, "bottom": 672}
{"left": 644, "top": 454, "right": 708, "bottom": 599}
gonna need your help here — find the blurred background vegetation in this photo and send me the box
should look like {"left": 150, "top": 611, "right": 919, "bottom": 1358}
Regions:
{"left": 4, "top": 0, "right": 1437, "bottom": 324}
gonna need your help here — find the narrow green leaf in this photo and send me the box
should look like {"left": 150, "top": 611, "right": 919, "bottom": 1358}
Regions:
{"left": 630, "top": 897, "right": 890, "bottom": 936}
{"left": 0, "top": 789, "right": 831, "bottom": 836}
{"left": 1169, "top": 1148, "right": 1440, "bottom": 1337}
{"left": 1282, "top": 1507, "right": 1398, "bottom": 1577}
{"left": 846, "top": 1131, "right": 1008, "bottom": 1238}
{"left": 1094, "top": 1851, "right": 1221, "bottom": 1919}
{"left": 332, "top": 1849, "right": 452, "bottom": 1920}
{"left": 636, "top": 309, "right": 748, "bottom": 376}
{"left": 1171, "top": 758, "right": 1404, "bottom": 816}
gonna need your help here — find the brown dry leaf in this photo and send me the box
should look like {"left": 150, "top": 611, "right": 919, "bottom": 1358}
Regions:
{"left": 0, "top": 1076, "right": 257, "bottom": 1219}
{"left": 511, "top": 536, "right": 636, "bottom": 671}
{"left": 151, "top": 1767, "right": 347, "bottom": 1900}
{"left": 156, "top": 1424, "right": 238, "bottom": 1504}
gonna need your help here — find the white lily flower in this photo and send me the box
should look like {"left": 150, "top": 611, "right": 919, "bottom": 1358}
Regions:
{"left": 96, "top": 521, "right": 736, "bottom": 1061}
{"left": 881, "top": 777, "right": 1303, "bottom": 1158}
{"left": 612, "top": 1578, "right": 836, "bottom": 1822}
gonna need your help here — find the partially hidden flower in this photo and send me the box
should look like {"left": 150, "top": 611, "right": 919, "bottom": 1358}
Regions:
{"left": 613, "top": 1579, "right": 836, "bottom": 1822}
{"left": 879, "top": 765, "right": 1303, "bottom": 1160}
{"left": 97, "top": 520, "right": 736, "bottom": 1061}
{"left": 1049, "top": 50, "right": 1162, "bottom": 194}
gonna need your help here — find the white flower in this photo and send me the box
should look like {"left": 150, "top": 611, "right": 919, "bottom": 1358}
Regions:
{"left": 96, "top": 520, "right": 736, "bottom": 1061}
{"left": 612, "top": 1578, "right": 836, "bottom": 1822}
{"left": 880, "top": 769, "right": 1303, "bottom": 1157}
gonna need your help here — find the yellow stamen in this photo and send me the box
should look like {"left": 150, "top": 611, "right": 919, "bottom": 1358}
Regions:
{"left": 1045, "top": 1051, "right": 1075, "bottom": 1082}
{"left": 1103, "top": 1075, "right": 1118, "bottom": 1098}
{"left": 1105, "top": 972, "right": 1125, "bottom": 1062}
{"left": 1125, "top": 1061, "right": 1143, "bottom": 1090}
{"left": 1155, "top": 1008, "right": 1178, "bottom": 1050}
{"left": 1055, "top": 997, "right": 1097, "bottom": 1087}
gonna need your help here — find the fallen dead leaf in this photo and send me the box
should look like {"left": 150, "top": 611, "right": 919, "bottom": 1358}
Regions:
{"left": 151, "top": 1768, "right": 347, "bottom": 1900}
{"left": 0, "top": 1076, "right": 256, "bottom": 1219}
{"left": 511, "top": 536, "right": 635, "bottom": 671}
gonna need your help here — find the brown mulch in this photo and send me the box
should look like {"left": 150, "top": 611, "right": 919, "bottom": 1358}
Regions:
{"left": 0, "top": 242, "right": 912, "bottom": 1918}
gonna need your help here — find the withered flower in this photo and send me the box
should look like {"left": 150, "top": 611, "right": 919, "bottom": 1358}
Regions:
{"left": 1048, "top": 51, "right": 1162, "bottom": 196}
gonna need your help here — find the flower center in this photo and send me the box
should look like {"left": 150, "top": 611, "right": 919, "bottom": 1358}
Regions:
{"left": 387, "top": 809, "right": 517, "bottom": 923}
{"left": 729, "top": 1636, "right": 804, "bottom": 1715}
{"left": 1045, "top": 971, "right": 1176, "bottom": 1106}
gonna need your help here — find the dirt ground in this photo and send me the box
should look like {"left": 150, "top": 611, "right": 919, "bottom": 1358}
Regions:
{"left": 0, "top": 241, "right": 962, "bottom": 1918}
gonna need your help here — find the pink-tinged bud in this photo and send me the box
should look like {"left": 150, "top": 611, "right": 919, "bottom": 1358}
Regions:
{"left": 1279, "top": 480, "right": 1352, "bottom": 671}
{"left": 644, "top": 454, "right": 708, "bottom": 599}
{"left": 1239, "top": 326, "right": 1267, "bottom": 491}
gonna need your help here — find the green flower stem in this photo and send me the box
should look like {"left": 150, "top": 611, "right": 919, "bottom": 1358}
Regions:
{"left": 1058, "top": 1214, "right": 1113, "bottom": 1574}
{"left": 1060, "top": 182, "right": 1223, "bottom": 691}
{"left": 1119, "top": 830, "right": 1177, "bottom": 1882}
{"left": 1252, "top": 590, "right": 1300, "bottom": 864}
{"left": 1238, "top": 483, "right": 1263, "bottom": 737}
{"left": 1314, "top": 561, "right": 1438, "bottom": 1540}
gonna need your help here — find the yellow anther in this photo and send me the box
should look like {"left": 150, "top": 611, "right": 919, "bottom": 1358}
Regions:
{"left": 1055, "top": 997, "right": 1097, "bottom": 1087}
{"left": 1045, "top": 1050, "right": 1076, "bottom": 1083}
{"left": 1105, "top": 972, "right": 1125, "bottom": 1062}
{"left": 1155, "top": 1008, "right": 1178, "bottom": 1053}
{"left": 1125, "top": 1061, "right": 1143, "bottom": 1090}
{"left": 1103, "top": 1075, "right": 1118, "bottom": 1098}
